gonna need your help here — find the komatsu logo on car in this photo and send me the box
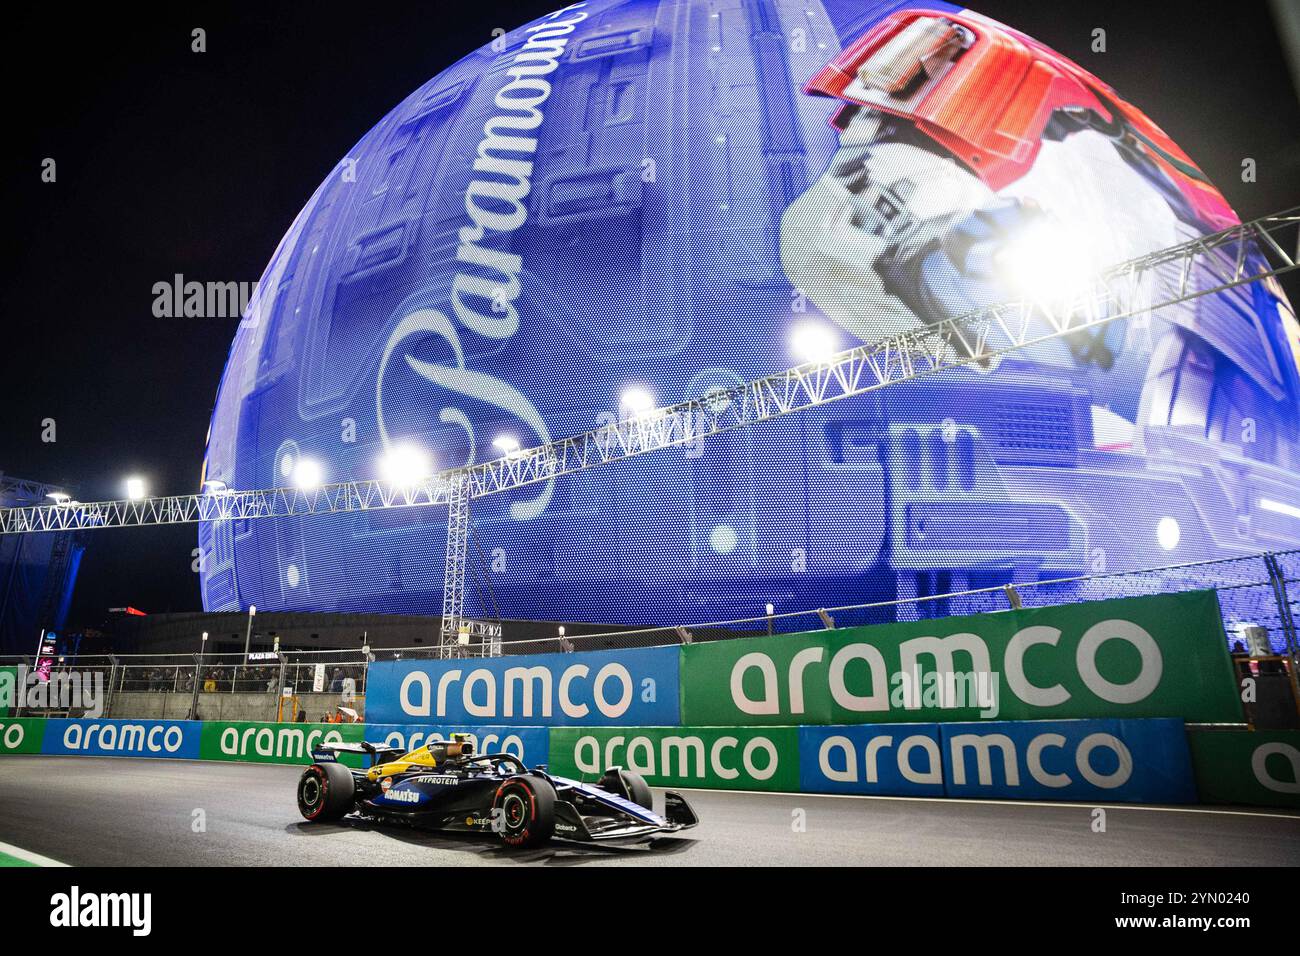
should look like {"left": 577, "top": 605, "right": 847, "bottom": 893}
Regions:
{"left": 384, "top": 788, "right": 422, "bottom": 803}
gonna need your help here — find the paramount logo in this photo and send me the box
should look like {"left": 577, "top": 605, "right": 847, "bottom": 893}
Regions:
{"left": 451, "top": 1, "right": 588, "bottom": 339}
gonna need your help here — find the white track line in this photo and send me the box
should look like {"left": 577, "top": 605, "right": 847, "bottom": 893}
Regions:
{"left": 0, "top": 840, "right": 69, "bottom": 867}
{"left": 667, "top": 786, "right": 1300, "bottom": 821}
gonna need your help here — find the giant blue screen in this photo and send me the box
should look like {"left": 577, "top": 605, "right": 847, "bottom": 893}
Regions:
{"left": 200, "top": 0, "right": 1300, "bottom": 626}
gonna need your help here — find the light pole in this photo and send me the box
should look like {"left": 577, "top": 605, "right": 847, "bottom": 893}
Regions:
{"left": 189, "top": 631, "right": 208, "bottom": 719}
{"left": 236, "top": 606, "right": 256, "bottom": 693}
{"left": 242, "top": 606, "right": 256, "bottom": 665}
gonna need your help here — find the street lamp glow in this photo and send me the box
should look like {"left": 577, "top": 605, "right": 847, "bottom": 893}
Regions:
{"left": 620, "top": 386, "right": 655, "bottom": 415}
{"left": 125, "top": 476, "right": 146, "bottom": 501}
{"left": 249, "top": 606, "right": 257, "bottom": 616}
{"left": 292, "top": 458, "right": 324, "bottom": 490}
{"left": 790, "top": 323, "right": 838, "bottom": 362}
{"left": 492, "top": 434, "right": 520, "bottom": 455}
{"left": 380, "top": 444, "right": 433, "bottom": 487}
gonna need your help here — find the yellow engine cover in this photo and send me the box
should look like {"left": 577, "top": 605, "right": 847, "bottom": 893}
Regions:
{"left": 366, "top": 743, "right": 441, "bottom": 781}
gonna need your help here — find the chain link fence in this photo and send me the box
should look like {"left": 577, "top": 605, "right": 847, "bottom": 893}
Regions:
{"left": 490, "top": 548, "right": 1300, "bottom": 658}
{"left": 3, "top": 548, "right": 1295, "bottom": 717}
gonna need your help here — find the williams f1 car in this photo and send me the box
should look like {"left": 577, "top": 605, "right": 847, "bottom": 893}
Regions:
{"left": 296, "top": 735, "right": 699, "bottom": 848}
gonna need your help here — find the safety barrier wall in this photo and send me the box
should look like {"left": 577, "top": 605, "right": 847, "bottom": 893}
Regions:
{"left": 361, "top": 590, "right": 1241, "bottom": 727}
{"left": 363, "top": 645, "right": 680, "bottom": 725}
{"left": 1, "top": 589, "right": 1292, "bottom": 807}
{"left": 0, "top": 716, "right": 1294, "bottom": 808}
{"left": 1186, "top": 729, "right": 1300, "bottom": 808}
{"left": 110, "top": 690, "right": 359, "bottom": 722}
{"left": 0, "top": 667, "right": 14, "bottom": 718}
{"left": 549, "top": 719, "right": 1198, "bottom": 803}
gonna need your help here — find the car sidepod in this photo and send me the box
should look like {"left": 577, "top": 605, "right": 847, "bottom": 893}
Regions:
{"left": 360, "top": 772, "right": 499, "bottom": 829}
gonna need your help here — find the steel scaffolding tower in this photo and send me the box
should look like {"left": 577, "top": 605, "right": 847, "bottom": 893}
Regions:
{"left": 1, "top": 208, "right": 1297, "bottom": 655}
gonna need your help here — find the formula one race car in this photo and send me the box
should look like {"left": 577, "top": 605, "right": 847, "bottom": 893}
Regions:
{"left": 296, "top": 735, "right": 699, "bottom": 848}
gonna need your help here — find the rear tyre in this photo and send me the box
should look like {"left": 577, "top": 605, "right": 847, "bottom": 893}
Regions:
{"left": 492, "top": 775, "right": 555, "bottom": 848}
{"left": 298, "top": 762, "right": 355, "bottom": 822}
{"left": 600, "top": 768, "right": 654, "bottom": 810}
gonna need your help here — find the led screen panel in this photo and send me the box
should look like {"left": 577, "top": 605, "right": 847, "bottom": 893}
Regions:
{"left": 200, "top": 0, "right": 1300, "bottom": 626}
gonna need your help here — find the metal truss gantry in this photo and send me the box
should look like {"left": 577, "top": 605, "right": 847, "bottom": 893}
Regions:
{"left": 2, "top": 207, "right": 1297, "bottom": 655}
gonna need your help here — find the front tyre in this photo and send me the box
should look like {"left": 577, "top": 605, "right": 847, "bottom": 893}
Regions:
{"left": 492, "top": 775, "right": 555, "bottom": 848}
{"left": 298, "top": 762, "right": 355, "bottom": 822}
{"left": 600, "top": 768, "right": 654, "bottom": 810}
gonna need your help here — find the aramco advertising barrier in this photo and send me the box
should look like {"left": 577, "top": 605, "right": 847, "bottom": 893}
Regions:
{"left": 682, "top": 590, "right": 1240, "bottom": 725}
{"left": 547, "top": 719, "right": 1196, "bottom": 803}
{"left": 199, "top": 721, "right": 366, "bottom": 767}
{"left": 1, "top": 716, "right": 1293, "bottom": 808}
{"left": 1187, "top": 730, "right": 1300, "bottom": 809}
{"left": 363, "top": 591, "right": 1240, "bottom": 727}
{"left": 364, "top": 646, "right": 680, "bottom": 726}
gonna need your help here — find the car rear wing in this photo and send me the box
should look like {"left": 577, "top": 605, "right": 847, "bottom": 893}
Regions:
{"left": 310, "top": 741, "right": 404, "bottom": 766}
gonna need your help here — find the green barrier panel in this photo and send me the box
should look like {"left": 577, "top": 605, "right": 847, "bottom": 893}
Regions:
{"left": 199, "top": 721, "right": 366, "bottom": 767}
{"left": 682, "top": 590, "right": 1240, "bottom": 726}
{"left": 548, "top": 726, "right": 799, "bottom": 792}
{"left": 0, "top": 717, "right": 47, "bottom": 755}
{"left": 0, "top": 667, "right": 15, "bottom": 718}
{"left": 1187, "top": 729, "right": 1300, "bottom": 809}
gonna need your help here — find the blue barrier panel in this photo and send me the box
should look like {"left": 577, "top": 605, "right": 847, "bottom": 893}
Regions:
{"left": 799, "top": 724, "right": 945, "bottom": 797}
{"left": 364, "top": 724, "right": 550, "bottom": 767}
{"left": 42, "top": 718, "right": 202, "bottom": 760}
{"left": 365, "top": 646, "right": 679, "bottom": 726}
{"left": 939, "top": 718, "right": 1196, "bottom": 803}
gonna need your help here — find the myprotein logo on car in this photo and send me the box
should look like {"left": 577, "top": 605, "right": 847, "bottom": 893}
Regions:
{"left": 49, "top": 886, "right": 151, "bottom": 937}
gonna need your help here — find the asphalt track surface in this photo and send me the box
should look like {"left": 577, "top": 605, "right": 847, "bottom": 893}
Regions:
{"left": 1, "top": 756, "right": 1297, "bottom": 866}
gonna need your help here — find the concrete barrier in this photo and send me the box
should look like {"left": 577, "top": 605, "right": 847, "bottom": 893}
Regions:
{"left": 107, "top": 691, "right": 361, "bottom": 722}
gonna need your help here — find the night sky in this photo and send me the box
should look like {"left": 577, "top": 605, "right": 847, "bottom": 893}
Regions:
{"left": 3, "top": 0, "right": 1297, "bottom": 627}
